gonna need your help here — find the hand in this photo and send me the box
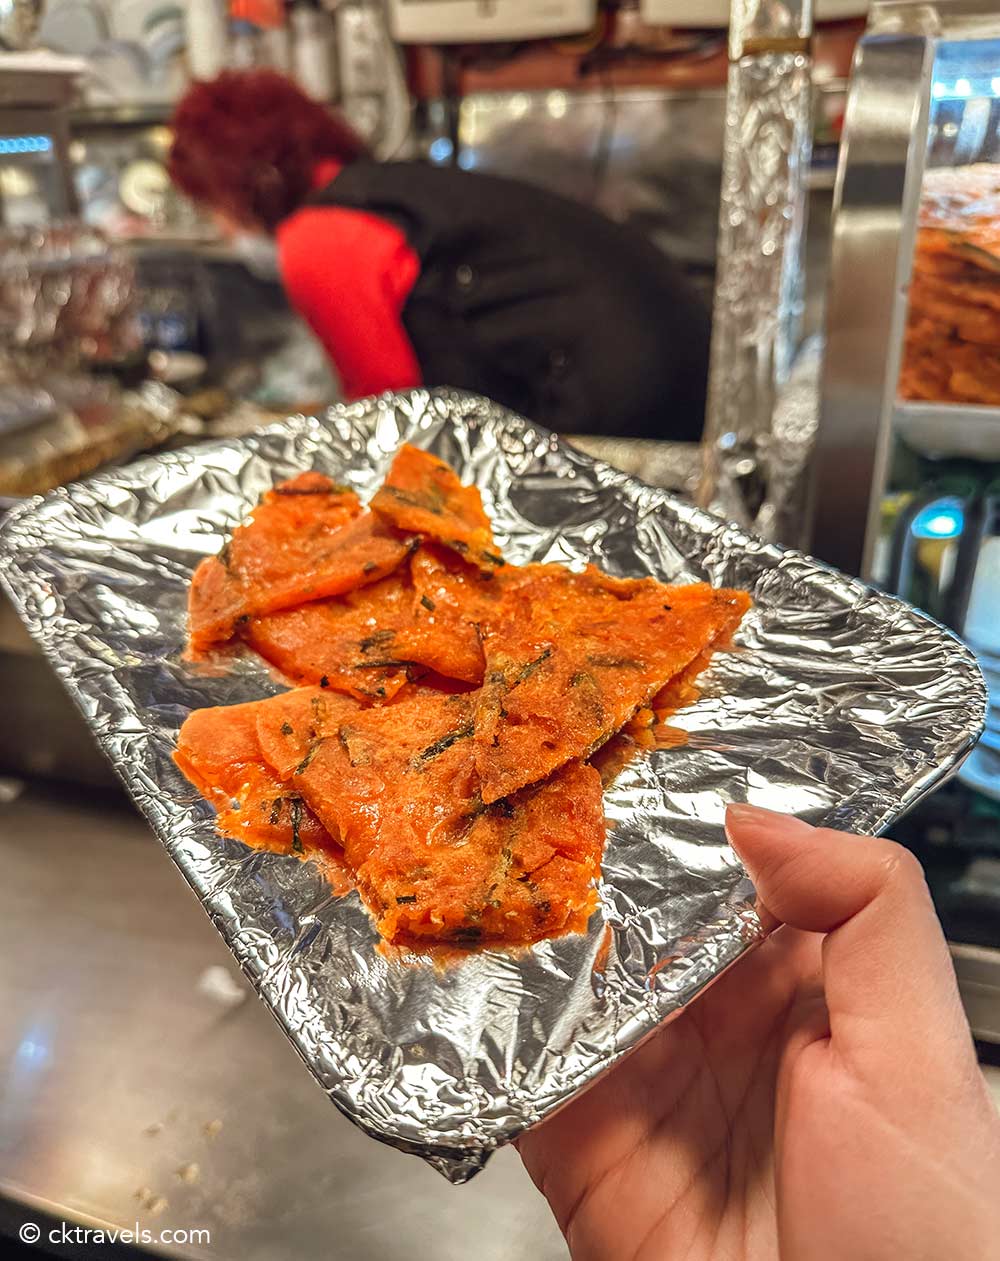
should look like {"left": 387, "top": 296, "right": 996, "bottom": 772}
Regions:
{"left": 518, "top": 805, "right": 1000, "bottom": 1261}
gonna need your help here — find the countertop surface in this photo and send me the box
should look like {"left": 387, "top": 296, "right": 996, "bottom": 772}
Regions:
{"left": 3, "top": 778, "right": 998, "bottom": 1261}
{"left": 0, "top": 781, "right": 568, "bottom": 1261}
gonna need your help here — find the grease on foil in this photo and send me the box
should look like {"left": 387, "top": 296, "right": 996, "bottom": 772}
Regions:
{"left": 0, "top": 389, "right": 987, "bottom": 1183}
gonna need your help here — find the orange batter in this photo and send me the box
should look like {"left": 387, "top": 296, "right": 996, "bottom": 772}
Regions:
{"left": 474, "top": 568, "right": 750, "bottom": 804}
{"left": 371, "top": 444, "right": 503, "bottom": 571}
{"left": 181, "top": 447, "right": 752, "bottom": 951}
{"left": 282, "top": 688, "right": 606, "bottom": 946}
{"left": 188, "top": 472, "right": 413, "bottom": 651}
{"left": 175, "top": 695, "right": 341, "bottom": 858}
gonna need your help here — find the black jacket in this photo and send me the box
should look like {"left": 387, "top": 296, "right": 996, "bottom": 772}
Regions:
{"left": 310, "top": 160, "right": 710, "bottom": 440}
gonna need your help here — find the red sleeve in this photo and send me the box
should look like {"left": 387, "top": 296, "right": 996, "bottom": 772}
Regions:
{"left": 277, "top": 206, "right": 423, "bottom": 401}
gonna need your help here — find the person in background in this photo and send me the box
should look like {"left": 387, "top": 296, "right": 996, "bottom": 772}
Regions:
{"left": 521, "top": 805, "right": 1000, "bottom": 1260}
{"left": 168, "top": 71, "right": 711, "bottom": 440}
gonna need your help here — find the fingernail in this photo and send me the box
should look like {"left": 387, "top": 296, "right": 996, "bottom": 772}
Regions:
{"left": 724, "top": 803, "right": 814, "bottom": 849}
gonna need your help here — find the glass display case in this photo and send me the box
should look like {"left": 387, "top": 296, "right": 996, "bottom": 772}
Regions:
{"left": 811, "top": 0, "right": 1000, "bottom": 1035}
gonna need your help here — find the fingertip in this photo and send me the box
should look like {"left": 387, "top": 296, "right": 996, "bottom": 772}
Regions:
{"left": 877, "top": 837, "right": 931, "bottom": 901}
{"left": 724, "top": 802, "right": 815, "bottom": 858}
{"left": 723, "top": 805, "right": 817, "bottom": 930}
{"left": 725, "top": 800, "right": 812, "bottom": 830}
{"left": 723, "top": 807, "right": 960, "bottom": 1062}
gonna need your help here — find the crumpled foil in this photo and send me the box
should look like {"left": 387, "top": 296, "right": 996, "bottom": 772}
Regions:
{"left": 0, "top": 389, "right": 987, "bottom": 1183}
{"left": 566, "top": 434, "right": 702, "bottom": 498}
{"left": 699, "top": 0, "right": 814, "bottom": 544}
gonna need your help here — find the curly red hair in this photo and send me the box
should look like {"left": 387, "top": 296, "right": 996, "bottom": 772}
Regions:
{"left": 168, "top": 71, "right": 369, "bottom": 232}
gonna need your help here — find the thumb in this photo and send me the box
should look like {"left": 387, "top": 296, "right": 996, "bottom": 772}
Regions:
{"left": 725, "top": 804, "right": 974, "bottom": 1074}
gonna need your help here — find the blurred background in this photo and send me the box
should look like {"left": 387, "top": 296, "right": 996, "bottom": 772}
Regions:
{"left": 1, "top": 2, "right": 1000, "bottom": 1258}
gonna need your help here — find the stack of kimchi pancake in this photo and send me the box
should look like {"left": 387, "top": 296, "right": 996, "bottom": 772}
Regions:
{"left": 176, "top": 445, "right": 750, "bottom": 950}
{"left": 900, "top": 164, "right": 1000, "bottom": 406}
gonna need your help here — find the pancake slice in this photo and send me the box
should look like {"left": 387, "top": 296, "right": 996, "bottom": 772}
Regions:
{"left": 474, "top": 568, "right": 751, "bottom": 803}
{"left": 246, "top": 574, "right": 416, "bottom": 700}
{"left": 175, "top": 696, "right": 341, "bottom": 858}
{"left": 290, "top": 690, "right": 606, "bottom": 946}
{"left": 188, "top": 472, "right": 413, "bottom": 652}
{"left": 371, "top": 444, "right": 503, "bottom": 571}
{"left": 254, "top": 685, "right": 364, "bottom": 781}
{"left": 248, "top": 555, "right": 490, "bottom": 692}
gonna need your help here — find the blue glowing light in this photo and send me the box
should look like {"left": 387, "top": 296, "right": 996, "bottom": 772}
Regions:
{"left": 428, "top": 137, "right": 453, "bottom": 164}
{"left": 932, "top": 74, "right": 1000, "bottom": 101}
{"left": 911, "top": 500, "right": 965, "bottom": 541}
{"left": 0, "top": 135, "right": 53, "bottom": 156}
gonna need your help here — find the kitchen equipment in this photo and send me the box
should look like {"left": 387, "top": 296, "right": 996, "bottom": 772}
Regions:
{"left": 184, "top": 0, "right": 228, "bottom": 81}
{"left": 0, "top": 52, "right": 82, "bottom": 225}
{"left": 335, "top": 1, "right": 412, "bottom": 157}
{"left": 640, "top": 0, "right": 868, "bottom": 23}
{"left": 0, "top": 222, "right": 178, "bottom": 778}
{"left": 881, "top": 468, "right": 1000, "bottom": 816}
{"left": 38, "top": 0, "right": 108, "bottom": 53}
{"left": 811, "top": 0, "right": 1000, "bottom": 576}
{"left": 0, "top": 222, "right": 139, "bottom": 366}
{"left": 0, "top": 57, "right": 112, "bottom": 786}
{"left": 811, "top": 0, "right": 1000, "bottom": 723}
{"left": 884, "top": 482, "right": 1000, "bottom": 650}
{"left": 111, "top": 0, "right": 182, "bottom": 43}
{"left": 261, "top": 20, "right": 292, "bottom": 71}
{"left": 385, "top": 0, "right": 596, "bottom": 44}
{"left": 809, "top": 0, "right": 1000, "bottom": 1038}
{"left": 0, "top": 376, "right": 182, "bottom": 498}
{"left": 290, "top": 0, "right": 335, "bottom": 101}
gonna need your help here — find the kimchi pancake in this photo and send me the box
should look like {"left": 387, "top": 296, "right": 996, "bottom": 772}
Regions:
{"left": 247, "top": 564, "right": 484, "bottom": 691}
{"left": 407, "top": 547, "right": 565, "bottom": 682}
{"left": 910, "top": 270, "right": 1000, "bottom": 315}
{"left": 253, "top": 685, "right": 363, "bottom": 782}
{"left": 188, "top": 472, "right": 413, "bottom": 651}
{"left": 409, "top": 544, "right": 508, "bottom": 622}
{"left": 246, "top": 573, "right": 415, "bottom": 699}
{"left": 474, "top": 569, "right": 751, "bottom": 803}
{"left": 652, "top": 648, "right": 716, "bottom": 715}
{"left": 371, "top": 444, "right": 503, "bottom": 571}
{"left": 187, "top": 554, "right": 246, "bottom": 653}
{"left": 175, "top": 697, "right": 337, "bottom": 856}
{"left": 406, "top": 546, "right": 499, "bottom": 683}
{"left": 291, "top": 691, "right": 606, "bottom": 946}
{"left": 366, "top": 760, "right": 606, "bottom": 948}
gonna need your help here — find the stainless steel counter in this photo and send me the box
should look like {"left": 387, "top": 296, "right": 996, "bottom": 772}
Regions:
{"left": 3, "top": 781, "right": 1000, "bottom": 1261}
{"left": 0, "top": 783, "right": 568, "bottom": 1260}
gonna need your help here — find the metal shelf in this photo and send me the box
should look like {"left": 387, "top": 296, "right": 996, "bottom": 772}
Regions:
{"left": 70, "top": 103, "right": 174, "bottom": 130}
{"left": 126, "top": 234, "right": 234, "bottom": 258}
{"left": 893, "top": 401, "right": 1000, "bottom": 461}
